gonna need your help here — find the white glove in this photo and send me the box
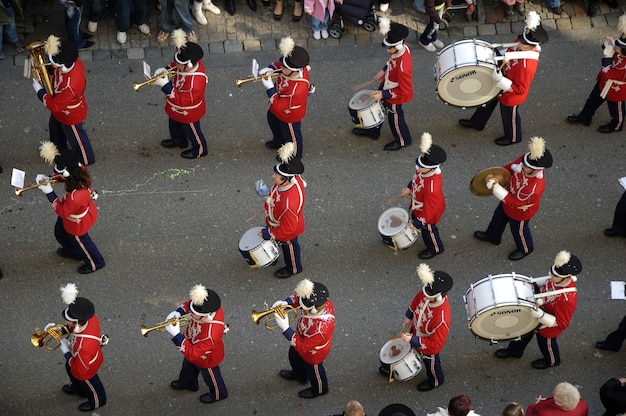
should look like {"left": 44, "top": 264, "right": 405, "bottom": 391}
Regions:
{"left": 153, "top": 67, "right": 168, "bottom": 78}
{"left": 258, "top": 67, "right": 273, "bottom": 76}
{"left": 60, "top": 338, "right": 71, "bottom": 354}
{"left": 36, "top": 173, "right": 53, "bottom": 194}
{"left": 535, "top": 298, "right": 544, "bottom": 307}
{"left": 491, "top": 183, "right": 508, "bottom": 201}
{"left": 492, "top": 68, "right": 503, "bottom": 82}
{"left": 154, "top": 72, "right": 170, "bottom": 87}
{"left": 530, "top": 308, "right": 544, "bottom": 319}
{"left": 271, "top": 300, "right": 288, "bottom": 309}
{"left": 165, "top": 321, "right": 180, "bottom": 337}
{"left": 604, "top": 44, "right": 615, "bottom": 58}
{"left": 273, "top": 312, "right": 290, "bottom": 332}
{"left": 538, "top": 311, "right": 556, "bottom": 327}
{"left": 44, "top": 322, "right": 57, "bottom": 331}
{"left": 603, "top": 36, "right": 615, "bottom": 49}
{"left": 166, "top": 310, "right": 181, "bottom": 321}
{"left": 261, "top": 75, "right": 274, "bottom": 90}
{"left": 485, "top": 178, "right": 498, "bottom": 190}
{"left": 32, "top": 77, "right": 43, "bottom": 93}
{"left": 496, "top": 76, "right": 513, "bottom": 91}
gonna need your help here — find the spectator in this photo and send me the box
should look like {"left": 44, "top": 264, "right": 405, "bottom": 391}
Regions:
{"left": 114, "top": 0, "right": 150, "bottom": 45}
{"left": 427, "top": 394, "right": 482, "bottom": 416}
{"left": 600, "top": 377, "right": 626, "bottom": 416}
{"left": 526, "top": 382, "right": 588, "bottom": 416}
{"left": 0, "top": 0, "right": 25, "bottom": 60}
{"left": 604, "top": 190, "right": 626, "bottom": 237}
{"left": 502, "top": 402, "right": 525, "bottom": 416}
{"left": 596, "top": 315, "right": 626, "bottom": 352}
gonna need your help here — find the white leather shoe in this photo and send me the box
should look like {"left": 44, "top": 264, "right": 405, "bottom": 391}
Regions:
{"left": 203, "top": 0, "right": 221, "bottom": 14}
{"left": 432, "top": 39, "right": 444, "bottom": 49}
{"left": 313, "top": 30, "right": 321, "bottom": 40}
{"left": 116, "top": 31, "right": 127, "bottom": 45}
{"left": 88, "top": 21, "right": 98, "bottom": 33}
{"left": 379, "top": 2, "right": 389, "bottom": 11}
{"left": 420, "top": 41, "right": 436, "bottom": 52}
{"left": 136, "top": 23, "right": 151, "bottom": 35}
{"left": 321, "top": 29, "right": 329, "bottom": 39}
{"left": 193, "top": 1, "right": 208, "bottom": 25}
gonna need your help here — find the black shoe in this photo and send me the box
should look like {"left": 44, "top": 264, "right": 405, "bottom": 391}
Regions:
{"left": 587, "top": 3, "right": 598, "bottom": 16}
{"left": 274, "top": 267, "right": 294, "bottom": 279}
{"left": 418, "top": 249, "right": 441, "bottom": 259}
{"left": 551, "top": 6, "right": 562, "bottom": 14}
{"left": 262, "top": 0, "right": 270, "bottom": 5}
{"left": 458, "top": 118, "right": 483, "bottom": 131}
{"left": 279, "top": 369, "right": 308, "bottom": 383}
{"left": 531, "top": 359, "right": 554, "bottom": 369}
{"left": 508, "top": 250, "right": 530, "bottom": 261}
{"left": 80, "top": 41, "right": 95, "bottom": 49}
{"left": 298, "top": 388, "right": 326, "bottom": 398}
{"left": 417, "top": 380, "right": 437, "bottom": 391}
{"left": 199, "top": 393, "right": 217, "bottom": 403}
{"left": 265, "top": 140, "right": 281, "bottom": 149}
{"left": 598, "top": 124, "right": 622, "bottom": 133}
{"left": 378, "top": 365, "right": 390, "bottom": 377}
{"left": 494, "top": 348, "right": 510, "bottom": 359}
{"left": 181, "top": 150, "right": 206, "bottom": 159}
{"left": 383, "top": 141, "right": 406, "bottom": 151}
{"left": 604, "top": 228, "right": 620, "bottom": 237}
{"left": 161, "top": 139, "right": 186, "bottom": 149}
{"left": 495, "top": 137, "right": 518, "bottom": 146}
{"left": 566, "top": 114, "right": 591, "bottom": 126}
{"left": 79, "top": 402, "right": 96, "bottom": 412}
{"left": 246, "top": 0, "right": 257, "bottom": 11}
{"left": 57, "top": 248, "right": 82, "bottom": 260}
{"left": 608, "top": 0, "right": 618, "bottom": 8}
{"left": 62, "top": 384, "right": 77, "bottom": 395}
{"left": 77, "top": 264, "right": 98, "bottom": 274}
{"left": 596, "top": 341, "right": 620, "bottom": 352}
{"left": 226, "top": 0, "right": 236, "bottom": 14}
{"left": 170, "top": 380, "right": 199, "bottom": 391}
{"left": 352, "top": 127, "right": 379, "bottom": 140}
{"left": 473, "top": 231, "right": 500, "bottom": 245}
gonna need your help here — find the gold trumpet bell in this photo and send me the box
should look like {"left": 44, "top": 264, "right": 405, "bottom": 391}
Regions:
{"left": 31, "top": 324, "right": 69, "bottom": 351}
{"left": 251, "top": 304, "right": 299, "bottom": 330}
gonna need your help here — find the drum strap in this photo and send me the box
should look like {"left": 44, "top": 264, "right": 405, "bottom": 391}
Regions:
{"left": 501, "top": 51, "right": 539, "bottom": 61}
{"left": 533, "top": 287, "right": 577, "bottom": 299}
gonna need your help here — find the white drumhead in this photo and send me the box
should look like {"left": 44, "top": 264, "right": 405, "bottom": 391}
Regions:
{"left": 349, "top": 89, "right": 377, "bottom": 110}
{"left": 238, "top": 227, "right": 264, "bottom": 251}
{"left": 379, "top": 338, "right": 411, "bottom": 364}
{"left": 378, "top": 207, "right": 409, "bottom": 236}
{"left": 469, "top": 304, "right": 539, "bottom": 341}
{"left": 437, "top": 65, "right": 501, "bottom": 108}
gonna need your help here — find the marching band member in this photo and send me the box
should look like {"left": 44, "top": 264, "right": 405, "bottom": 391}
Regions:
{"left": 165, "top": 284, "right": 228, "bottom": 404}
{"left": 32, "top": 35, "right": 96, "bottom": 166}
{"left": 401, "top": 133, "right": 447, "bottom": 259}
{"left": 37, "top": 146, "right": 105, "bottom": 274}
{"left": 259, "top": 36, "right": 311, "bottom": 159}
{"left": 352, "top": 17, "right": 413, "bottom": 151}
{"left": 458, "top": 11, "right": 548, "bottom": 146}
{"left": 54, "top": 283, "right": 107, "bottom": 412}
{"left": 567, "top": 15, "right": 626, "bottom": 134}
{"left": 474, "top": 136, "right": 553, "bottom": 261}
{"left": 260, "top": 142, "right": 306, "bottom": 279}
{"left": 380, "top": 264, "right": 453, "bottom": 392}
{"left": 155, "top": 29, "right": 209, "bottom": 159}
{"left": 495, "top": 251, "right": 582, "bottom": 369}
{"left": 272, "top": 278, "right": 335, "bottom": 399}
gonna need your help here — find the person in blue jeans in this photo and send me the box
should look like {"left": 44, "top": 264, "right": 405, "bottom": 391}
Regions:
{"left": 418, "top": 0, "right": 445, "bottom": 52}
{"left": 114, "top": 0, "right": 149, "bottom": 45}
{"left": 544, "top": 0, "right": 563, "bottom": 14}
{"left": 60, "top": 1, "right": 95, "bottom": 49}
{"left": 0, "top": 0, "right": 25, "bottom": 59}
{"left": 157, "top": 0, "right": 195, "bottom": 45}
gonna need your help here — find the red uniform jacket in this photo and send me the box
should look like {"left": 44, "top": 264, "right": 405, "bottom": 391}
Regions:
{"left": 499, "top": 45, "right": 539, "bottom": 107}
{"left": 267, "top": 61, "right": 310, "bottom": 123}
{"left": 407, "top": 291, "right": 451, "bottom": 355}
{"left": 380, "top": 45, "right": 413, "bottom": 105}
{"left": 598, "top": 53, "right": 626, "bottom": 102}
{"left": 408, "top": 168, "right": 445, "bottom": 225}
{"left": 177, "top": 300, "right": 226, "bottom": 369}
{"left": 537, "top": 279, "right": 577, "bottom": 339}
{"left": 264, "top": 175, "right": 306, "bottom": 242}
{"left": 287, "top": 296, "right": 335, "bottom": 365}
{"left": 164, "top": 61, "right": 207, "bottom": 123}
{"left": 526, "top": 397, "right": 589, "bottom": 416}
{"left": 42, "top": 58, "right": 88, "bottom": 125}
{"left": 68, "top": 315, "right": 104, "bottom": 381}
{"left": 50, "top": 188, "right": 98, "bottom": 236}
{"left": 500, "top": 155, "right": 545, "bottom": 221}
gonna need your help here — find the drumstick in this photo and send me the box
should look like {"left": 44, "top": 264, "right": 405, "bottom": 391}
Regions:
{"left": 385, "top": 194, "right": 404, "bottom": 204}
{"left": 387, "top": 323, "right": 410, "bottom": 340}
{"left": 245, "top": 209, "right": 265, "bottom": 223}
{"left": 351, "top": 78, "right": 378, "bottom": 92}
{"left": 390, "top": 215, "right": 421, "bottom": 233}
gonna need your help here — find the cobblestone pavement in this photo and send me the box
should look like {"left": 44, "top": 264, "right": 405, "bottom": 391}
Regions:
{"left": 0, "top": 0, "right": 623, "bottom": 65}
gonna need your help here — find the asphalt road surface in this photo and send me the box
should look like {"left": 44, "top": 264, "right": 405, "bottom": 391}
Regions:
{"left": 1, "top": 25, "right": 625, "bottom": 416}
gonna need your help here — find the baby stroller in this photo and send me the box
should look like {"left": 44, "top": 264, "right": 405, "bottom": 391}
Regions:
{"left": 328, "top": 0, "right": 378, "bottom": 39}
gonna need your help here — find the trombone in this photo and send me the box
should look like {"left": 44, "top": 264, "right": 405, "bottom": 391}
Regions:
{"left": 133, "top": 68, "right": 176, "bottom": 92}
{"left": 235, "top": 71, "right": 280, "bottom": 88}
{"left": 140, "top": 314, "right": 191, "bottom": 337}
{"left": 15, "top": 176, "right": 61, "bottom": 197}
{"left": 251, "top": 304, "right": 300, "bottom": 330}
{"left": 31, "top": 323, "right": 70, "bottom": 351}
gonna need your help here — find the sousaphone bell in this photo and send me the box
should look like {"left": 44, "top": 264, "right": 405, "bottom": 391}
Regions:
{"left": 470, "top": 167, "right": 511, "bottom": 197}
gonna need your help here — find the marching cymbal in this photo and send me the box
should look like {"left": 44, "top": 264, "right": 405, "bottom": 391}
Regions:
{"left": 470, "top": 167, "right": 511, "bottom": 197}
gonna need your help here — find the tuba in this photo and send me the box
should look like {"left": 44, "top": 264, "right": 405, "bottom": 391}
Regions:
{"left": 24, "top": 40, "right": 54, "bottom": 96}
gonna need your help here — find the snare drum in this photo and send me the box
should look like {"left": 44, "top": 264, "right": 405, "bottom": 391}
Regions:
{"left": 238, "top": 227, "right": 280, "bottom": 268}
{"left": 349, "top": 89, "right": 386, "bottom": 129}
{"left": 379, "top": 338, "right": 423, "bottom": 381}
{"left": 464, "top": 273, "right": 539, "bottom": 341}
{"left": 434, "top": 39, "right": 501, "bottom": 108}
{"left": 377, "top": 207, "right": 419, "bottom": 251}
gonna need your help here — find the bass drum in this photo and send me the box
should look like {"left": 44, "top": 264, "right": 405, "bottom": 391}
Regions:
{"left": 434, "top": 39, "right": 501, "bottom": 108}
{"left": 464, "top": 273, "right": 539, "bottom": 341}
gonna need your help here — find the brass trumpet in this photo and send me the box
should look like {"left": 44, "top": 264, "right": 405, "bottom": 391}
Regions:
{"left": 235, "top": 71, "right": 280, "bottom": 88}
{"left": 15, "top": 176, "right": 61, "bottom": 197}
{"left": 31, "top": 324, "right": 70, "bottom": 351}
{"left": 251, "top": 304, "right": 299, "bottom": 330}
{"left": 140, "top": 314, "right": 191, "bottom": 337}
{"left": 25, "top": 40, "right": 54, "bottom": 96}
{"left": 133, "top": 69, "right": 176, "bottom": 92}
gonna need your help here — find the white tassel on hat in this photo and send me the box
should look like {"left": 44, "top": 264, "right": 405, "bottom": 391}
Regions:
{"left": 295, "top": 278, "right": 314, "bottom": 298}
{"left": 420, "top": 132, "right": 432, "bottom": 155}
{"left": 61, "top": 283, "right": 78, "bottom": 305}
{"left": 172, "top": 28, "right": 187, "bottom": 49}
{"left": 279, "top": 36, "right": 295, "bottom": 58}
{"left": 189, "top": 284, "right": 208, "bottom": 305}
{"left": 528, "top": 136, "right": 546, "bottom": 160}
{"left": 417, "top": 263, "right": 434, "bottom": 286}
{"left": 525, "top": 10, "right": 541, "bottom": 31}
{"left": 379, "top": 16, "right": 391, "bottom": 36}
{"left": 278, "top": 142, "right": 295, "bottom": 163}
{"left": 618, "top": 14, "right": 626, "bottom": 36}
{"left": 39, "top": 141, "right": 59, "bottom": 166}
{"left": 554, "top": 250, "right": 571, "bottom": 268}
{"left": 44, "top": 35, "right": 61, "bottom": 56}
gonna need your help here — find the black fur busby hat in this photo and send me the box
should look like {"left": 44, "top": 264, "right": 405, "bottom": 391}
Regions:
{"left": 172, "top": 29, "right": 203, "bottom": 66}
{"left": 518, "top": 11, "right": 548, "bottom": 45}
{"left": 416, "top": 132, "right": 447, "bottom": 169}
{"left": 523, "top": 136, "right": 553, "bottom": 170}
{"left": 279, "top": 37, "right": 309, "bottom": 71}
{"left": 417, "top": 264, "right": 453, "bottom": 298}
{"left": 295, "top": 279, "right": 329, "bottom": 308}
{"left": 379, "top": 17, "right": 409, "bottom": 48}
{"left": 551, "top": 250, "right": 582, "bottom": 279}
{"left": 188, "top": 284, "right": 221, "bottom": 316}
{"left": 274, "top": 143, "right": 304, "bottom": 177}
{"left": 378, "top": 403, "right": 417, "bottom": 416}
{"left": 61, "top": 283, "right": 95, "bottom": 322}
{"left": 45, "top": 35, "right": 78, "bottom": 67}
